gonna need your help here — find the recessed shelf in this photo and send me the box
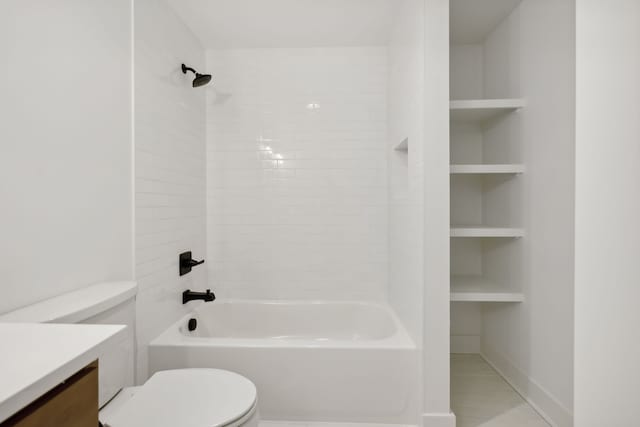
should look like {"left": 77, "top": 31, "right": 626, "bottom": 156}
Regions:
{"left": 450, "top": 164, "right": 524, "bottom": 174}
{"left": 451, "top": 275, "right": 524, "bottom": 302}
{"left": 450, "top": 226, "right": 525, "bottom": 238}
{"left": 450, "top": 99, "right": 525, "bottom": 124}
{"left": 394, "top": 138, "right": 408, "bottom": 152}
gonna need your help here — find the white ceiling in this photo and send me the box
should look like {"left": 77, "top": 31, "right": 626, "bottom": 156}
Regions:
{"left": 450, "top": 0, "right": 523, "bottom": 44}
{"left": 166, "top": 0, "right": 396, "bottom": 49}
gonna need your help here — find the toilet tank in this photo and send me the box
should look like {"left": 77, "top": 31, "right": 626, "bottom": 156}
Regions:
{"left": 0, "top": 281, "right": 137, "bottom": 406}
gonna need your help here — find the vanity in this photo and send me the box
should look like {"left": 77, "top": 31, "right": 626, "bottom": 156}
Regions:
{"left": 0, "top": 323, "right": 126, "bottom": 426}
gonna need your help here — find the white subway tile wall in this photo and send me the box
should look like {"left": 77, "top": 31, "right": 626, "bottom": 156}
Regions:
{"left": 206, "top": 48, "right": 388, "bottom": 300}
{"left": 134, "top": 0, "right": 206, "bottom": 381}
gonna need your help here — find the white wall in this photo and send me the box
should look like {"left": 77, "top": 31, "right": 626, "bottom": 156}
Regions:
{"left": 422, "top": 0, "right": 454, "bottom": 425}
{"left": 450, "top": 44, "right": 484, "bottom": 101}
{"left": 387, "top": 3, "right": 425, "bottom": 423}
{"left": 575, "top": 1, "right": 640, "bottom": 425}
{"left": 205, "top": 47, "right": 388, "bottom": 301}
{"left": 480, "top": 1, "right": 575, "bottom": 425}
{"left": 134, "top": 0, "right": 206, "bottom": 381}
{"left": 388, "top": 0, "right": 425, "bottom": 345}
{"left": 0, "top": 0, "right": 133, "bottom": 314}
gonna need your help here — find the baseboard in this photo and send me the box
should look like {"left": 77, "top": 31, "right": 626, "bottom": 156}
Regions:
{"left": 422, "top": 412, "right": 456, "bottom": 427}
{"left": 450, "top": 335, "right": 480, "bottom": 353}
{"left": 481, "top": 346, "right": 573, "bottom": 427}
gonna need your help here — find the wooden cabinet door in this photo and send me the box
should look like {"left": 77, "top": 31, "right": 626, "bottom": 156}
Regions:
{"left": 2, "top": 361, "right": 98, "bottom": 427}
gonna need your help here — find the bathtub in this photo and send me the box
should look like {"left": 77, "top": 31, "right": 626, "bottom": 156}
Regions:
{"left": 148, "top": 300, "right": 418, "bottom": 424}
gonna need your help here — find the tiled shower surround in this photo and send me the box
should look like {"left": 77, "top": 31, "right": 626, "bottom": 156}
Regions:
{"left": 134, "top": 0, "right": 206, "bottom": 380}
{"left": 206, "top": 48, "right": 389, "bottom": 301}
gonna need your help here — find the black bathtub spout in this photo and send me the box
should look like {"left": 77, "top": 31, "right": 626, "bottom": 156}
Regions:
{"left": 183, "top": 289, "right": 215, "bottom": 304}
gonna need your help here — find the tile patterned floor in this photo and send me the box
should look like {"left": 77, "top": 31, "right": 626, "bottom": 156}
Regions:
{"left": 451, "top": 354, "right": 550, "bottom": 427}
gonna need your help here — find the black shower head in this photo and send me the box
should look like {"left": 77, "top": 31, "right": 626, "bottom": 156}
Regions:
{"left": 181, "top": 63, "right": 212, "bottom": 88}
{"left": 192, "top": 73, "right": 212, "bottom": 87}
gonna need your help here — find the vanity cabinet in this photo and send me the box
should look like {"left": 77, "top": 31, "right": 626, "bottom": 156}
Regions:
{"left": 1, "top": 361, "right": 98, "bottom": 427}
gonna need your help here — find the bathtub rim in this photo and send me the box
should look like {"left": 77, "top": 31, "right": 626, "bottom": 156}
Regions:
{"left": 150, "top": 299, "right": 416, "bottom": 350}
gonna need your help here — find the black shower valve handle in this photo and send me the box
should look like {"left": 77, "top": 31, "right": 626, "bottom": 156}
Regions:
{"left": 188, "top": 258, "right": 205, "bottom": 267}
{"left": 179, "top": 251, "right": 205, "bottom": 276}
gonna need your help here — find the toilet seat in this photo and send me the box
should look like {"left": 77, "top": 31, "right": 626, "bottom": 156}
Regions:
{"left": 101, "top": 369, "right": 257, "bottom": 427}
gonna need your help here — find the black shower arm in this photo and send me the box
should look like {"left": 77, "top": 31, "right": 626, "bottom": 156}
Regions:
{"left": 181, "top": 64, "right": 196, "bottom": 75}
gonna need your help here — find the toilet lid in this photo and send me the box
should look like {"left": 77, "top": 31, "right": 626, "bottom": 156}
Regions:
{"left": 105, "top": 369, "right": 257, "bottom": 427}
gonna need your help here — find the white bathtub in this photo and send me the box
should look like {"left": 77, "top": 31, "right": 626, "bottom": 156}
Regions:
{"left": 149, "top": 300, "right": 418, "bottom": 424}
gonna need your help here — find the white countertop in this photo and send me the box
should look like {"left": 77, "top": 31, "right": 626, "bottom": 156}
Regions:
{"left": 0, "top": 281, "right": 137, "bottom": 324}
{"left": 0, "top": 322, "right": 127, "bottom": 423}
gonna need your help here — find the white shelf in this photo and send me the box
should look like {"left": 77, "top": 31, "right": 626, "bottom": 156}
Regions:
{"left": 451, "top": 276, "right": 524, "bottom": 302}
{"left": 394, "top": 138, "right": 408, "bottom": 152}
{"left": 450, "top": 164, "right": 524, "bottom": 174}
{"left": 450, "top": 99, "right": 525, "bottom": 124}
{"left": 450, "top": 226, "right": 525, "bottom": 238}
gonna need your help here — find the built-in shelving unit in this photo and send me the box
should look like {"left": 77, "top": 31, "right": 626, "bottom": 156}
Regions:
{"left": 448, "top": 2, "right": 575, "bottom": 421}
{"left": 450, "top": 164, "right": 524, "bottom": 174}
{"left": 449, "top": 98, "right": 525, "bottom": 304}
{"left": 448, "top": 0, "right": 528, "bottom": 359}
{"left": 450, "top": 99, "right": 525, "bottom": 124}
{"left": 450, "top": 226, "right": 524, "bottom": 238}
{"left": 451, "top": 276, "right": 524, "bottom": 302}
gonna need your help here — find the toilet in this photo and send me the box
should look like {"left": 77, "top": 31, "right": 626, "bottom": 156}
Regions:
{"left": 0, "top": 281, "right": 259, "bottom": 427}
{"left": 99, "top": 368, "right": 258, "bottom": 427}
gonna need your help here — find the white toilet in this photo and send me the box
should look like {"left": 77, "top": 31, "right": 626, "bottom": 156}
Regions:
{"left": 0, "top": 281, "right": 259, "bottom": 427}
{"left": 99, "top": 368, "right": 258, "bottom": 427}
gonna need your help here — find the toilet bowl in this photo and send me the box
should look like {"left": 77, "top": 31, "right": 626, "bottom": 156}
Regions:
{"left": 0, "top": 281, "right": 260, "bottom": 427}
{"left": 100, "top": 369, "right": 258, "bottom": 427}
